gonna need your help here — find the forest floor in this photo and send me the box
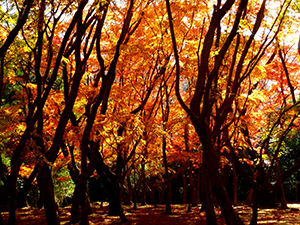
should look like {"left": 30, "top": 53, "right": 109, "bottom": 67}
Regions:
{"left": 2, "top": 203, "right": 300, "bottom": 224}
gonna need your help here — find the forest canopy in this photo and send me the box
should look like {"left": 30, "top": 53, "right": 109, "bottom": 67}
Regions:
{"left": 1, "top": 0, "right": 300, "bottom": 225}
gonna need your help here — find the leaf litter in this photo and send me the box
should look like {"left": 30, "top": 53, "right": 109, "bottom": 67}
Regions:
{"left": 2, "top": 203, "right": 300, "bottom": 224}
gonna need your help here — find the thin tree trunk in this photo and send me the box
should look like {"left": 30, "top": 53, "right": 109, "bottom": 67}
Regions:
{"left": 123, "top": 175, "right": 133, "bottom": 205}
{"left": 162, "top": 137, "right": 172, "bottom": 215}
{"left": 149, "top": 176, "right": 157, "bottom": 207}
{"left": 133, "top": 180, "right": 139, "bottom": 210}
{"left": 276, "top": 163, "right": 288, "bottom": 209}
{"left": 141, "top": 160, "right": 146, "bottom": 206}
{"left": 233, "top": 163, "right": 238, "bottom": 205}
{"left": 246, "top": 188, "right": 253, "bottom": 204}
{"left": 196, "top": 168, "right": 201, "bottom": 203}
{"left": 250, "top": 188, "right": 259, "bottom": 225}
{"left": 182, "top": 173, "right": 187, "bottom": 204}
{"left": 279, "top": 178, "right": 288, "bottom": 209}
{"left": 188, "top": 163, "right": 197, "bottom": 206}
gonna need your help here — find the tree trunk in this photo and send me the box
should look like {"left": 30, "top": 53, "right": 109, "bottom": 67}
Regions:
{"left": 148, "top": 176, "right": 157, "bottom": 207}
{"left": 70, "top": 172, "right": 92, "bottom": 224}
{"left": 123, "top": 175, "right": 133, "bottom": 205}
{"left": 233, "top": 163, "right": 238, "bottom": 205}
{"left": 162, "top": 138, "right": 172, "bottom": 215}
{"left": 196, "top": 168, "right": 201, "bottom": 203}
{"left": 208, "top": 156, "right": 243, "bottom": 225}
{"left": 0, "top": 213, "right": 3, "bottom": 225}
{"left": 37, "top": 166, "right": 60, "bottom": 225}
{"left": 201, "top": 160, "right": 217, "bottom": 224}
{"left": 276, "top": 163, "right": 288, "bottom": 209}
{"left": 80, "top": 179, "right": 88, "bottom": 225}
{"left": 133, "top": 183, "right": 138, "bottom": 210}
{"left": 107, "top": 176, "right": 128, "bottom": 222}
{"left": 279, "top": 179, "right": 288, "bottom": 209}
{"left": 158, "top": 181, "right": 165, "bottom": 204}
{"left": 7, "top": 159, "right": 22, "bottom": 225}
{"left": 141, "top": 161, "right": 146, "bottom": 206}
{"left": 70, "top": 183, "right": 80, "bottom": 224}
{"left": 246, "top": 188, "right": 253, "bottom": 204}
{"left": 17, "top": 165, "right": 39, "bottom": 208}
{"left": 250, "top": 188, "right": 259, "bottom": 225}
{"left": 192, "top": 120, "right": 244, "bottom": 225}
{"left": 182, "top": 173, "right": 187, "bottom": 204}
{"left": 188, "top": 163, "right": 197, "bottom": 206}
{"left": 7, "top": 186, "right": 17, "bottom": 225}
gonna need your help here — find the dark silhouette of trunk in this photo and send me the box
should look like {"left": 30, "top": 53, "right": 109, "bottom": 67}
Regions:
{"left": 200, "top": 157, "right": 217, "bottom": 225}
{"left": 69, "top": 144, "right": 81, "bottom": 224}
{"left": 141, "top": 160, "right": 147, "bottom": 206}
{"left": 199, "top": 134, "right": 244, "bottom": 225}
{"left": 233, "top": 163, "right": 238, "bottom": 205}
{"left": 182, "top": 173, "right": 187, "bottom": 204}
{"left": 158, "top": 181, "right": 165, "bottom": 204}
{"left": 7, "top": 180, "right": 17, "bottom": 225}
{"left": 17, "top": 165, "right": 39, "bottom": 208}
{"left": 250, "top": 188, "right": 259, "bottom": 225}
{"left": 148, "top": 176, "right": 157, "bottom": 207}
{"left": 123, "top": 174, "right": 133, "bottom": 205}
{"left": 188, "top": 163, "right": 197, "bottom": 206}
{"left": 37, "top": 166, "right": 60, "bottom": 225}
{"left": 276, "top": 163, "right": 288, "bottom": 209}
{"left": 196, "top": 168, "right": 201, "bottom": 204}
{"left": 107, "top": 175, "right": 128, "bottom": 222}
{"left": 162, "top": 137, "right": 172, "bottom": 215}
{"left": 70, "top": 181, "right": 92, "bottom": 224}
{"left": 134, "top": 176, "right": 143, "bottom": 210}
{"left": 0, "top": 157, "right": 8, "bottom": 225}
{"left": 70, "top": 183, "right": 80, "bottom": 224}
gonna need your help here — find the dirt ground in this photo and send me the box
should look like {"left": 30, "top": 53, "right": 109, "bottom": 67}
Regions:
{"left": 2, "top": 203, "right": 300, "bottom": 224}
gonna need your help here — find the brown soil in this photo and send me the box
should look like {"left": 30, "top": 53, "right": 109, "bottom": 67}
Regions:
{"left": 2, "top": 203, "right": 300, "bottom": 224}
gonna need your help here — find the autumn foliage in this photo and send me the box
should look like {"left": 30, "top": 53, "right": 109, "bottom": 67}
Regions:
{"left": 1, "top": 0, "right": 300, "bottom": 225}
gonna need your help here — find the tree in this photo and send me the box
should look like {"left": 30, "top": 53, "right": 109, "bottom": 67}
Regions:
{"left": 166, "top": 0, "right": 292, "bottom": 224}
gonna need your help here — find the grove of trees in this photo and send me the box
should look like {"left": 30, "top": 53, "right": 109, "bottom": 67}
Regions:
{"left": 1, "top": 0, "right": 300, "bottom": 224}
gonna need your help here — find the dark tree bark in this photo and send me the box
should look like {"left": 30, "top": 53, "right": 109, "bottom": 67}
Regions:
{"left": 148, "top": 176, "right": 157, "bottom": 207}
{"left": 37, "top": 167, "right": 60, "bottom": 225}
{"left": 17, "top": 165, "right": 39, "bottom": 208}
{"left": 182, "top": 173, "right": 187, "bottom": 204}
{"left": 162, "top": 137, "right": 172, "bottom": 215}
{"left": 123, "top": 174, "right": 134, "bottom": 205}
{"left": 140, "top": 160, "right": 147, "bottom": 206}
{"left": 232, "top": 163, "right": 238, "bottom": 205}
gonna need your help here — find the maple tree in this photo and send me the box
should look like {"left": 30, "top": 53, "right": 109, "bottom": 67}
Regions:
{"left": 1, "top": 0, "right": 300, "bottom": 225}
{"left": 166, "top": 0, "right": 299, "bottom": 224}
